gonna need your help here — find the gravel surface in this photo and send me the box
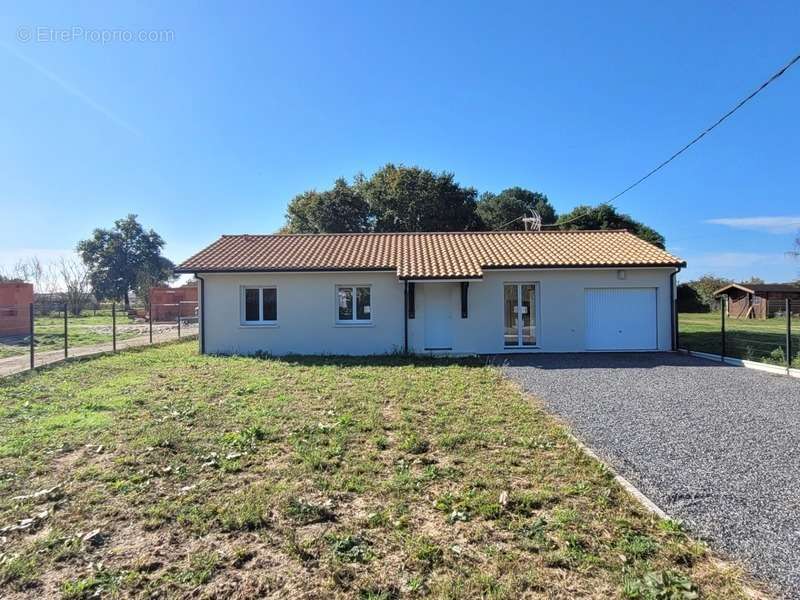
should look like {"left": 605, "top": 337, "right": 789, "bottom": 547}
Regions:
{"left": 499, "top": 352, "right": 800, "bottom": 598}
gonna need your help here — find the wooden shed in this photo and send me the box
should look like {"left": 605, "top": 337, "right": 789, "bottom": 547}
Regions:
{"left": 713, "top": 283, "right": 800, "bottom": 319}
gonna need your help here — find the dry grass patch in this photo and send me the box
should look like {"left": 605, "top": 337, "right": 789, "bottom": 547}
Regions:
{"left": 0, "top": 342, "right": 758, "bottom": 598}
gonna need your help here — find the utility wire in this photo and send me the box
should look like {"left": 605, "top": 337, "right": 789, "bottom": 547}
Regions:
{"left": 608, "top": 51, "right": 800, "bottom": 203}
{"left": 494, "top": 52, "right": 799, "bottom": 231}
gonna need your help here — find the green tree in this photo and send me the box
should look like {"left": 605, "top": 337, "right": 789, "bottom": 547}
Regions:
{"left": 741, "top": 276, "right": 765, "bottom": 285}
{"left": 475, "top": 187, "right": 557, "bottom": 230}
{"left": 77, "top": 214, "right": 174, "bottom": 310}
{"left": 676, "top": 283, "right": 708, "bottom": 313}
{"left": 556, "top": 203, "right": 665, "bottom": 248}
{"left": 284, "top": 178, "right": 371, "bottom": 233}
{"left": 358, "top": 164, "right": 481, "bottom": 232}
{"left": 687, "top": 274, "right": 733, "bottom": 311}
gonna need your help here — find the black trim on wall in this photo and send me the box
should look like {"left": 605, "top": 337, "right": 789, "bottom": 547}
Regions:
{"left": 408, "top": 282, "right": 415, "bottom": 319}
{"left": 403, "top": 280, "right": 409, "bottom": 354}
{"left": 195, "top": 273, "right": 205, "bottom": 354}
{"left": 461, "top": 282, "right": 469, "bottom": 318}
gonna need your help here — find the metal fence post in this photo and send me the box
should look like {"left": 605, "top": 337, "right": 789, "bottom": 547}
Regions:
{"left": 112, "top": 302, "right": 117, "bottom": 352}
{"left": 29, "top": 303, "right": 34, "bottom": 370}
{"left": 149, "top": 303, "right": 153, "bottom": 344}
{"left": 64, "top": 303, "right": 68, "bottom": 358}
{"left": 720, "top": 296, "right": 726, "bottom": 362}
{"left": 177, "top": 312, "right": 181, "bottom": 339}
{"left": 787, "top": 298, "right": 793, "bottom": 373}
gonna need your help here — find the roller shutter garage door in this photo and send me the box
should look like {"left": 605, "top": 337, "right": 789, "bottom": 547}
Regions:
{"left": 585, "top": 288, "right": 657, "bottom": 351}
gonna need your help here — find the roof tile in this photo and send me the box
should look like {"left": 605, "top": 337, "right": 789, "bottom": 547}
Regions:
{"left": 176, "top": 230, "right": 684, "bottom": 278}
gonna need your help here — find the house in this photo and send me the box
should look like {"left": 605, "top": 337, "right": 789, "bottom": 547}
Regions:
{"left": 0, "top": 282, "right": 33, "bottom": 336}
{"left": 148, "top": 284, "right": 199, "bottom": 322}
{"left": 174, "top": 230, "right": 685, "bottom": 356}
{"left": 713, "top": 283, "right": 800, "bottom": 319}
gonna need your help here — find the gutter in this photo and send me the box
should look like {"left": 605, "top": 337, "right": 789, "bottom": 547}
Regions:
{"left": 195, "top": 273, "right": 205, "bottom": 354}
{"left": 670, "top": 267, "right": 681, "bottom": 351}
{"left": 403, "top": 280, "right": 409, "bottom": 354}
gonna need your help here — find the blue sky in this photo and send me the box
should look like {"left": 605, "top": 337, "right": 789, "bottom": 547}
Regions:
{"left": 1, "top": 1, "right": 799, "bottom": 282}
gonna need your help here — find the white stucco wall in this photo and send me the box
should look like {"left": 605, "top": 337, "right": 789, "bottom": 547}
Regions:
{"left": 200, "top": 272, "right": 406, "bottom": 355}
{"left": 407, "top": 268, "right": 675, "bottom": 354}
{"left": 199, "top": 268, "right": 675, "bottom": 356}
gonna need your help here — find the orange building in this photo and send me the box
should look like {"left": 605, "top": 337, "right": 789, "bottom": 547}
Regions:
{"left": 149, "top": 285, "right": 198, "bottom": 322}
{"left": 0, "top": 282, "right": 34, "bottom": 336}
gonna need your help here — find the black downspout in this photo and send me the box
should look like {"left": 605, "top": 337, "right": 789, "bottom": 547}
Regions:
{"left": 403, "top": 280, "right": 408, "bottom": 354}
{"left": 670, "top": 268, "right": 680, "bottom": 351}
{"left": 195, "top": 273, "right": 206, "bottom": 355}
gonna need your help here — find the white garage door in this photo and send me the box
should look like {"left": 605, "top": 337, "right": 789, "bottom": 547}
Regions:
{"left": 585, "top": 288, "right": 657, "bottom": 351}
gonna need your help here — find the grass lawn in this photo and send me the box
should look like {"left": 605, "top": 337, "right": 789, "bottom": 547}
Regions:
{"left": 0, "top": 312, "right": 139, "bottom": 359}
{"left": 679, "top": 312, "right": 800, "bottom": 367}
{"left": 0, "top": 342, "right": 754, "bottom": 599}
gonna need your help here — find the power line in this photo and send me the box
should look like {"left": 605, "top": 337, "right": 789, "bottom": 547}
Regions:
{"left": 494, "top": 215, "right": 524, "bottom": 230}
{"left": 608, "top": 51, "right": 800, "bottom": 203}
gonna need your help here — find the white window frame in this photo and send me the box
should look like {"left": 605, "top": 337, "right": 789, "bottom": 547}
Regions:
{"left": 503, "top": 281, "right": 540, "bottom": 348}
{"left": 240, "top": 286, "right": 278, "bottom": 326}
{"left": 335, "top": 285, "right": 372, "bottom": 325}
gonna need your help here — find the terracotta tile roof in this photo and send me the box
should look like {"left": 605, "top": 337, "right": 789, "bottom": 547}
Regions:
{"left": 176, "top": 230, "right": 685, "bottom": 279}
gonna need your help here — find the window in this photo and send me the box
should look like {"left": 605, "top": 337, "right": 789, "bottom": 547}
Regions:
{"left": 242, "top": 287, "right": 277, "bottom": 324}
{"left": 337, "top": 285, "right": 371, "bottom": 323}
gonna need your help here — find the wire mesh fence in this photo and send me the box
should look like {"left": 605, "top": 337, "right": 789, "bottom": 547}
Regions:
{"left": 678, "top": 297, "right": 799, "bottom": 371}
{"left": 0, "top": 297, "right": 198, "bottom": 376}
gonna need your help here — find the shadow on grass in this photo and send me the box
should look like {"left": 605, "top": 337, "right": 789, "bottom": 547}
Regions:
{"left": 680, "top": 331, "right": 800, "bottom": 367}
{"left": 218, "top": 351, "right": 728, "bottom": 371}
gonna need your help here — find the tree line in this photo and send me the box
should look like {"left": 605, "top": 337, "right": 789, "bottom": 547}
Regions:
{"left": 1, "top": 215, "right": 174, "bottom": 314}
{"left": 281, "top": 163, "right": 666, "bottom": 248}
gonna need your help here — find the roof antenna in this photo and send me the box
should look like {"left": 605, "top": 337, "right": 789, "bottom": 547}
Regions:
{"left": 521, "top": 209, "right": 541, "bottom": 232}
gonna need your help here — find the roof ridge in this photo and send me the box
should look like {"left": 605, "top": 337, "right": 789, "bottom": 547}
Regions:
{"left": 223, "top": 229, "right": 631, "bottom": 238}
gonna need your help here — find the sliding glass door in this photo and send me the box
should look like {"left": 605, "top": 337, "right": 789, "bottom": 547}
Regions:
{"left": 503, "top": 283, "right": 537, "bottom": 347}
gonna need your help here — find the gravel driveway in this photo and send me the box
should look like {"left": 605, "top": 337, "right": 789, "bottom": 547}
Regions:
{"left": 500, "top": 352, "right": 800, "bottom": 598}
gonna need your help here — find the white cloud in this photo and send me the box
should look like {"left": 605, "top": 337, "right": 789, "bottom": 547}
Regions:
{"left": 706, "top": 216, "right": 800, "bottom": 234}
{"left": 680, "top": 251, "right": 799, "bottom": 282}
{"left": 687, "top": 252, "right": 787, "bottom": 269}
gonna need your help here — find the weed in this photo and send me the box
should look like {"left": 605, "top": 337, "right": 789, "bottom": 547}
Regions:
{"left": 623, "top": 570, "right": 699, "bottom": 599}
{"left": 617, "top": 532, "right": 660, "bottom": 560}
{"left": 285, "top": 497, "right": 336, "bottom": 525}
{"left": 329, "top": 534, "right": 373, "bottom": 563}
{"left": 399, "top": 431, "right": 430, "bottom": 454}
{"left": 180, "top": 551, "right": 220, "bottom": 586}
{"left": 0, "top": 554, "right": 38, "bottom": 591}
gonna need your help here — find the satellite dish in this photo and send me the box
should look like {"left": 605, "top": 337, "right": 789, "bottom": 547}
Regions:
{"left": 521, "top": 209, "right": 542, "bottom": 231}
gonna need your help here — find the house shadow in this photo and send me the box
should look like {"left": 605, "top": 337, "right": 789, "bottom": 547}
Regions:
{"left": 493, "top": 352, "right": 729, "bottom": 370}
{"left": 230, "top": 351, "right": 726, "bottom": 370}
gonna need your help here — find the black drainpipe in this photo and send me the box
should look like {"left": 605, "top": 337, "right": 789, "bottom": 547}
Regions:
{"left": 195, "top": 273, "right": 206, "bottom": 354}
{"left": 670, "top": 268, "right": 680, "bottom": 351}
{"left": 403, "top": 279, "right": 408, "bottom": 354}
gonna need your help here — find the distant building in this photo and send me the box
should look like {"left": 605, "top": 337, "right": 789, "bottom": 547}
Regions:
{"left": 713, "top": 283, "right": 800, "bottom": 319}
{"left": 0, "top": 282, "right": 34, "bottom": 336}
{"left": 149, "top": 284, "right": 198, "bottom": 322}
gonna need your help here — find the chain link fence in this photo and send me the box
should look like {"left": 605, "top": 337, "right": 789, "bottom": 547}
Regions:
{"left": 679, "top": 297, "right": 799, "bottom": 371}
{"left": 0, "top": 297, "right": 198, "bottom": 376}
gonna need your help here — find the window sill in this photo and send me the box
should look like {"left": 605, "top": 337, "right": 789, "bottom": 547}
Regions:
{"left": 504, "top": 345, "right": 540, "bottom": 350}
{"left": 334, "top": 322, "right": 374, "bottom": 328}
{"left": 240, "top": 323, "right": 279, "bottom": 328}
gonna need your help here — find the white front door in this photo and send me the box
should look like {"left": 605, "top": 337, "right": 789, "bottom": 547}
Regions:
{"left": 424, "top": 284, "right": 453, "bottom": 350}
{"left": 585, "top": 288, "right": 657, "bottom": 350}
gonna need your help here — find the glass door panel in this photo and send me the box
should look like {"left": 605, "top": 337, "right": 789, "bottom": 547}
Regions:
{"left": 521, "top": 284, "right": 536, "bottom": 346}
{"left": 503, "top": 284, "right": 518, "bottom": 346}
